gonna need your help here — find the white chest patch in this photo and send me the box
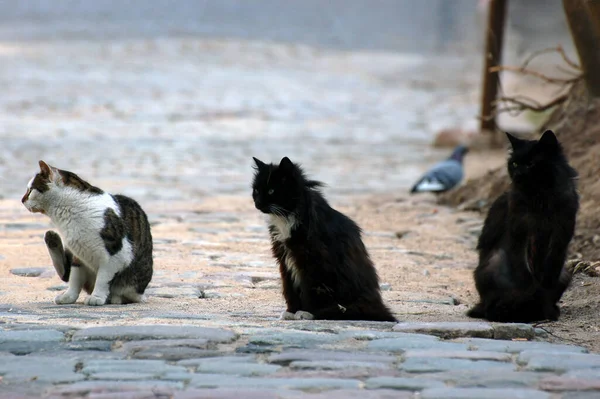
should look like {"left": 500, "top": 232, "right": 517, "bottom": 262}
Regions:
{"left": 268, "top": 214, "right": 297, "bottom": 243}
{"left": 268, "top": 214, "right": 301, "bottom": 287}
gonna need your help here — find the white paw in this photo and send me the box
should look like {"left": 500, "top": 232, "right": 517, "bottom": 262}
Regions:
{"left": 54, "top": 291, "right": 78, "bottom": 305}
{"left": 84, "top": 295, "right": 107, "bottom": 306}
{"left": 280, "top": 311, "right": 296, "bottom": 320}
{"left": 294, "top": 311, "right": 315, "bottom": 320}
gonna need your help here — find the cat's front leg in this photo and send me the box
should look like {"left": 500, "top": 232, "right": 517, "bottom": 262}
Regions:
{"left": 55, "top": 266, "right": 86, "bottom": 304}
{"left": 44, "top": 231, "right": 70, "bottom": 282}
{"left": 279, "top": 260, "right": 302, "bottom": 319}
{"left": 85, "top": 260, "right": 120, "bottom": 306}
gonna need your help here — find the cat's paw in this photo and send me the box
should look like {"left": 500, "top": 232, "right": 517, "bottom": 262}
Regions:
{"left": 44, "top": 231, "right": 63, "bottom": 250}
{"left": 84, "top": 295, "right": 107, "bottom": 306}
{"left": 280, "top": 310, "right": 296, "bottom": 320}
{"left": 54, "top": 291, "right": 78, "bottom": 305}
{"left": 294, "top": 311, "right": 315, "bottom": 320}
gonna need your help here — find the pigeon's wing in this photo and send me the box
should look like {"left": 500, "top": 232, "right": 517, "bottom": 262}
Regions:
{"left": 410, "top": 160, "right": 464, "bottom": 193}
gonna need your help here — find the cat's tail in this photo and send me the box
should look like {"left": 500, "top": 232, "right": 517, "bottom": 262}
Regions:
{"left": 314, "top": 297, "right": 397, "bottom": 322}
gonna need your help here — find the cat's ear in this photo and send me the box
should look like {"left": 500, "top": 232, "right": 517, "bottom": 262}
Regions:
{"left": 537, "top": 130, "right": 559, "bottom": 152}
{"left": 506, "top": 133, "right": 524, "bottom": 150}
{"left": 252, "top": 157, "right": 266, "bottom": 170}
{"left": 38, "top": 160, "right": 53, "bottom": 178}
{"left": 279, "top": 157, "right": 294, "bottom": 171}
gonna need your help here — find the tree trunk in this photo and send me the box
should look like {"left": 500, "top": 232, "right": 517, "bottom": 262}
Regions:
{"left": 585, "top": 0, "right": 600, "bottom": 35}
{"left": 563, "top": 0, "right": 600, "bottom": 97}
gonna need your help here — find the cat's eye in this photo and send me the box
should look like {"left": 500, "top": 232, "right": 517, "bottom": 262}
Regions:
{"left": 268, "top": 189, "right": 274, "bottom": 195}
{"left": 512, "top": 162, "right": 518, "bottom": 167}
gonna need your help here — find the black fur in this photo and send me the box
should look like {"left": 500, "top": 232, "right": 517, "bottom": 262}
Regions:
{"left": 252, "top": 156, "right": 396, "bottom": 322}
{"left": 468, "top": 130, "right": 579, "bottom": 322}
{"left": 101, "top": 208, "right": 125, "bottom": 256}
{"left": 108, "top": 194, "right": 154, "bottom": 296}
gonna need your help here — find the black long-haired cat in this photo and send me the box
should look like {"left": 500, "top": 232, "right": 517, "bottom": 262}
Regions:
{"left": 251, "top": 157, "right": 396, "bottom": 322}
{"left": 468, "top": 130, "right": 578, "bottom": 322}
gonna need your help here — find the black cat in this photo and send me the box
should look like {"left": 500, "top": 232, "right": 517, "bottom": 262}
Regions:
{"left": 468, "top": 130, "right": 579, "bottom": 322}
{"left": 252, "top": 157, "right": 396, "bottom": 322}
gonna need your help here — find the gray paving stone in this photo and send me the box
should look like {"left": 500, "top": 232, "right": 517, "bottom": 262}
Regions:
{"left": 0, "top": 329, "right": 64, "bottom": 342}
{"left": 403, "top": 349, "right": 512, "bottom": 361}
{"left": 162, "top": 371, "right": 195, "bottom": 382}
{"left": 120, "top": 338, "right": 210, "bottom": 353}
{"left": 188, "top": 374, "right": 361, "bottom": 390}
{"left": 132, "top": 347, "right": 219, "bottom": 360}
{"left": 10, "top": 267, "right": 50, "bottom": 277}
{"left": 267, "top": 350, "right": 397, "bottom": 365}
{"left": 561, "top": 392, "right": 600, "bottom": 399}
{"left": 47, "top": 284, "right": 68, "bottom": 291}
{"left": 393, "top": 322, "right": 493, "bottom": 339}
{"left": 65, "top": 340, "right": 114, "bottom": 351}
{"left": 82, "top": 359, "right": 188, "bottom": 376}
{"left": 88, "top": 372, "right": 160, "bottom": 380}
{"left": 2, "top": 340, "right": 114, "bottom": 356}
{"left": 538, "top": 375, "right": 600, "bottom": 391}
{"left": 179, "top": 355, "right": 257, "bottom": 367}
{"left": 248, "top": 330, "right": 340, "bottom": 348}
{"left": 194, "top": 361, "right": 282, "bottom": 376}
{"left": 145, "top": 286, "right": 201, "bottom": 298}
{"left": 413, "top": 370, "right": 553, "bottom": 388}
{"left": 492, "top": 323, "right": 535, "bottom": 340}
{"left": 338, "top": 330, "right": 411, "bottom": 340}
{"left": 0, "top": 341, "right": 63, "bottom": 355}
{"left": 72, "top": 325, "right": 237, "bottom": 343}
{"left": 517, "top": 349, "right": 593, "bottom": 365}
{"left": 0, "top": 357, "right": 84, "bottom": 383}
{"left": 236, "top": 344, "right": 279, "bottom": 354}
{"left": 365, "top": 376, "right": 446, "bottom": 390}
{"left": 368, "top": 336, "right": 468, "bottom": 352}
{"left": 420, "top": 387, "right": 551, "bottom": 399}
{"left": 564, "top": 369, "right": 600, "bottom": 379}
{"left": 280, "top": 389, "right": 413, "bottom": 399}
{"left": 401, "top": 357, "right": 517, "bottom": 373}
{"left": 290, "top": 360, "right": 392, "bottom": 370}
{"left": 174, "top": 389, "right": 289, "bottom": 399}
{"left": 455, "top": 337, "right": 588, "bottom": 354}
{"left": 523, "top": 352, "right": 600, "bottom": 372}
{"left": 179, "top": 355, "right": 281, "bottom": 375}
{"left": 48, "top": 380, "right": 183, "bottom": 396}
{"left": 26, "top": 349, "right": 127, "bottom": 360}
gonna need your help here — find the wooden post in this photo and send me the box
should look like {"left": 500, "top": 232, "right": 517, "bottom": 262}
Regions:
{"left": 564, "top": 0, "right": 600, "bottom": 97}
{"left": 584, "top": 0, "right": 600, "bottom": 37}
{"left": 479, "top": 0, "right": 509, "bottom": 134}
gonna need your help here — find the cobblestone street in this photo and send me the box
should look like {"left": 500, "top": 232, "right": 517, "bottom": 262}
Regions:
{"left": 2, "top": 2, "right": 599, "bottom": 398}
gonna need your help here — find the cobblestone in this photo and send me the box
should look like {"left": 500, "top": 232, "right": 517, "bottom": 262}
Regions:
{"left": 455, "top": 337, "right": 588, "bottom": 354}
{"left": 365, "top": 376, "right": 446, "bottom": 390}
{"left": 401, "top": 357, "right": 516, "bottom": 373}
{"left": 392, "top": 322, "right": 494, "bottom": 339}
{"left": 72, "top": 325, "right": 237, "bottom": 343}
{"left": 420, "top": 387, "right": 552, "bottom": 399}
{"left": 2, "top": 4, "right": 599, "bottom": 398}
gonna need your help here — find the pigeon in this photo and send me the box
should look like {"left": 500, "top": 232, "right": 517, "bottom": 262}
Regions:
{"left": 410, "top": 145, "right": 469, "bottom": 194}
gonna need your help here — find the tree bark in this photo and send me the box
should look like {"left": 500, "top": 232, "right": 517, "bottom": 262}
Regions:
{"left": 585, "top": 0, "right": 600, "bottom": 36}
{"left": 479, "top": 0, "right": 509, "bottom": 134}
{"left": 563, "top": 0, "right": 600, "bottom": 97}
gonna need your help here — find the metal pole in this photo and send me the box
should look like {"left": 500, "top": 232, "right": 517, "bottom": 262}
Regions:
{"left": 479, "top": 0, "right": 509, "bottom": 134}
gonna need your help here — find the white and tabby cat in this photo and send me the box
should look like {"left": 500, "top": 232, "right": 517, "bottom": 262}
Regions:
{"left": 22, "top": 161, "right": 153, "bottom": 306}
